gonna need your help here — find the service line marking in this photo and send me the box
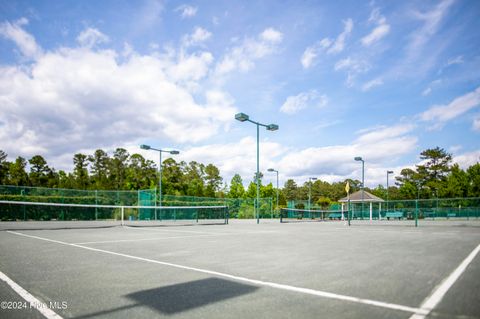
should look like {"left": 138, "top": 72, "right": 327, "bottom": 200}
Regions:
{"left": 123, "top": 226, "right": 276, "bottom": 236}
{"left": 121, "top": 226, "right": 219, "bottom": 235}
{"left": 409, "top": 243, "right": 480, "bottom": 319}
{"left": 0, "top": 269, "right": 63, "bottom": 319}
{"left": 7, "top": 230, "right": 430, "bottom": 316}
{"left": 73, "top": 233, "right": 228, "bottom": 245}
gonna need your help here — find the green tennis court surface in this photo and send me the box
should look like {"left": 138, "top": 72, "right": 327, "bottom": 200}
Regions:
{"left": 1, "top": 220, "right": 479, "bottom": 319}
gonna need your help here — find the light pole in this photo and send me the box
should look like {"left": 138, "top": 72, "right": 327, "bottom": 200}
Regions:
{"left": 354, "top": 157, "right": 365, "bottom": 219}
{"left": 235, "top": 112, "right": 279, "bottom": 224}
{"left": 140, "top": 144, "right": 179, "bottom": 219}
{"left": 386, "top": 170, "right": 393, "bottom": 212}
{"left": 267, "top": 168, "right": 279, "bottom": 218}
{"left": 308, "top": 177, "right": 317, "bottom": 211}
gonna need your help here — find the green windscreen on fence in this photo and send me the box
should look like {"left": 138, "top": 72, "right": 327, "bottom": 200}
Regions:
{"left": 0, "top": 185, "right": 274, "bottom": 221}
{"left": 0, "top": 200, "right": 228, "bottom": 230}
{"left": 344, "top": 197, "right": 480, "bottom": 220}
{"left": 282, "top": 197, "right": 480, "bottom": 226}
{"left": 280, "top": 208, "right": 345, "bottom": 223}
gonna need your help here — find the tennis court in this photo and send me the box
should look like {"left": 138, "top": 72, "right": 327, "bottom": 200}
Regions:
{"left": 1, "top": 219, "right": 479, "bottom": 319}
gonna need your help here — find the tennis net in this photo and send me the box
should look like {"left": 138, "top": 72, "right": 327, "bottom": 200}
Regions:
{"left": 0, "top": 200, "right": 228, "bottom": 230}
{"left": 280, "top": 208, "right": 346, "bottom": 223}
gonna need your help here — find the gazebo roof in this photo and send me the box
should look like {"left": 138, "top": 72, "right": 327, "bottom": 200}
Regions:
{"left": 338, "top": 190, "right": 384, "bottom": 203}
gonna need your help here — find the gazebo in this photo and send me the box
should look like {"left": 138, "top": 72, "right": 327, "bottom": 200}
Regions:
{"left": 339, "top": 190, "right": 385, "bottom": 220}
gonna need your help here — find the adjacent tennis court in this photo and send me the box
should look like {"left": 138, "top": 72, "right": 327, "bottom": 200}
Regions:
{"left": 1, "top": 219, "right": 479, "bottom": 319}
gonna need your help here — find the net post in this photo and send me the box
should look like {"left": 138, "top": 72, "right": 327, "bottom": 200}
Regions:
{"left": 121, "top": 206, "right": 125, "bottom": 226}
{"left": 415, "top": 199, "right": 418, "bottom": 227}
{"left": 347, "top": 199, "right": 351, "bottom": 226}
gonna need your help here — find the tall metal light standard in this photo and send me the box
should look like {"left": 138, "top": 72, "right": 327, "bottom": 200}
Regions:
{"left": 140, "top": 144, "right": 179, "bottom": 219}
{"left": 386, "top": 170, "right": 394, "bottom": 213}
{"left": 354, "top": 157, "right": 365, "bottom": 219}
{"left": 267, "top": 168, "right": 279, "bottom": 218}
{"left": 235, "top": 112, "right": 279, "bottom": 224}
{"left": 308, "top": 177, "right": 317, "bottom": 211}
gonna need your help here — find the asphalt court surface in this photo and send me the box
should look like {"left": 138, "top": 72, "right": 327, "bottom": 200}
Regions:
{"left": 0, "top": 220, "right": 479, "bottom": 318}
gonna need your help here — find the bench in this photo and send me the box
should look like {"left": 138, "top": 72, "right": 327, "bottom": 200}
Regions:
{"left": 385, "top": 212, "right": 403, "bottom": 220}
{"left": 447, "top": 213, "right": 456, "bottom": 218}
{"left": 328, "top": 213, "right": 343, "bottom": 220}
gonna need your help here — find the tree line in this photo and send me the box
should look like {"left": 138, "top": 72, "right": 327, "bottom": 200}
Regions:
{"left": 0, "top": 147, "right": 479, "bottom": 206}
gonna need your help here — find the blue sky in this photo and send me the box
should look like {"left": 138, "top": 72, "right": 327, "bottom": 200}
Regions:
{"left": 0, "top": 0, "right": 479, "bottom": 188}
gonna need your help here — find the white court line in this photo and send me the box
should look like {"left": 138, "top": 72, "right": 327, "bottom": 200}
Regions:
{"left": 409, "top": 243, "right": 480, "bottom": 319}
{"left": 7, "top": 230, "right": 428, "bottom": 316}
{"left": 55, "top": 230, "right": 276, "bottom": 244}
{"left": 123, "top": 226, "right": 276, "bottom": 236}
{"left": 73, "top": 233, "right": 228, "bottom": 245}
{"left": 58, "top": 229, "right": 276, "bottom": 245}
{"left": 0, "top": 269, "right": 63, "bottom": 319}
{"left": 122, "top": 226, "right": 222, "bottom": 235}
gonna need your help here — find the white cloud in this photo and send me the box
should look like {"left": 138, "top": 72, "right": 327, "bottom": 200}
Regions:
{"left": 453, "top": 150, "right": 480, "bottom": 169}
{"left": 407, "top": 0, "right": 455, "bottom": 60}
{"left": 473, "top": 115, "right": 480, "bottom": 132}
{"left": 334, "top": 57, "right": 370, "bottom": 87}
{"left": 422, "top": 87, "right": 432, "bottom": 96}
{"left": 437, "top": 56, "right": 464, "bottom": 75}
{"left": 421, "top": 79, "right": 442, "bottom": 96}
{"left": 361, "top": 24, "right": 390, "bottom": 47}
{"left": 280, "top": 90, "right": 328, "bottom": 115}
{"left": 300, "top": 19, "right": 352, "bottom": 69}
{"left": 276, "top": 123, "right": 417, "bottom": 186}
{"left": 176, "top": 4, "right": 198, "bottom": 18}
{"left": 361, "top": 8, "right": 390, "bottom": 47}
{"left": 355, "top": 124, "right": 416, "bottom": 144}
{"left": 76, "top": 28, "right": 109, "bottom": 48}
{"left": 334, "top": 57, "right": 370, "bottom": 73}
{"left": 449, "top": 145, "right": 463, "bottom": 153}
{"left": 300, "top": 46, "right": 318, "bottom": 69}
{"left": 131, "top": 0, "right": 164, "bottom": 35}
{"left": 447, "top": 55, "right": 464, "bottom": 66}
{"left": 122, "top": 42, "right": 134, "bottom": 57}
{"left": 368, "top": 7, "right": 386, "bottom": 25}
{"left": 361, "top": 78, "right": 383, "bottom": 91}
{"left": 419, "top": 87, "right": 480, "bottom": 129}
{"left": 165, "top": 121, "right": 417, "bottom": 188}
{"left": 0, "top": 17, "right": 42, "bottom": 59}
{"left": 0, "top": 27, "right": 237, "bottom": 163}
{"left": 181, "top": 137, "right": 287, "bottom": 185}
{"left": 385, "top": 0, "right": 455, "bottom": 78}
{"left": 260, "top": 28, "right": 283, "bottom": 43}
{"left": 183, "top": 27, "right": 212, "bottom": 47}
{"left": 301, "top": 38, "right": 333, "bottom": 69}
{"left": 167, "top": 51, "right": 214, "bottom": 82}
{"left": 327, "top": 19, "right": 353, "bottom": 54}
{"left": 214, "top": 28, "right": 283, "bottom": 76}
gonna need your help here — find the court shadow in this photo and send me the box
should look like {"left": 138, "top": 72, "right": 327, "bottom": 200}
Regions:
{"left": 125, "top": 277, "right": 258, "bottom": 314}
{"left": 74, "top": 277, "right": 258, "bottom": 318}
